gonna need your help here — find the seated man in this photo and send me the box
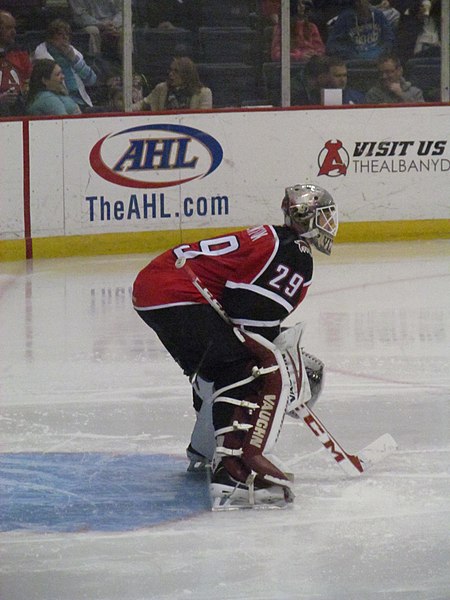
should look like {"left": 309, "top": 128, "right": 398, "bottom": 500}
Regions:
{"left": 0, "top": 0, "right": 47, "bottom": 31}
{"left": 291, "top": 54, "right": 329, "bottom": 106}
{"left": 68, "top": 0, "right": 122, "bottom": 58}
{"left": 326, "top": 55, "right": 366, "bottom": 104}
{"left": 0, "top": 10, "right": 32, "bottom": 116}
{"left": 365, "top": 51, "right": 424, "bottom": 103}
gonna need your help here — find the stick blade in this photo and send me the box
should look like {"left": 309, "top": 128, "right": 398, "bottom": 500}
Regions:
{"left": 358, "top": 433, "right": 398, "bottom": 471}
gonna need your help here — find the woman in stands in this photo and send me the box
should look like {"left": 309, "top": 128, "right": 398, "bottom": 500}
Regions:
{"left": 131, "top": 56, "right": 212, "bottom": 111}
{"left": 270, "top": 0, "right": 325, "bottom": 63}
{"left": 26, "top": 59, "right": 81, "bottom": 116}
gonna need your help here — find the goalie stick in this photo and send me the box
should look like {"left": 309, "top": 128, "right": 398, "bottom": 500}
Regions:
{"left": 175, "top": 257, "right": 397, "bottom": 476}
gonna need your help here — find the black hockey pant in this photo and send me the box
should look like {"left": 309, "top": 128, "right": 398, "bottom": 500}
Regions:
{"left": 136, "top": 304, "right": 255, "bottom": 404}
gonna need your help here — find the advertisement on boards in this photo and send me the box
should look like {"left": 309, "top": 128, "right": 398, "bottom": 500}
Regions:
{"left": 47, "top": 114, "right": 247, "bottom": 237}
{"left": 25, "top": 106, "right": 450, "bottom": 239}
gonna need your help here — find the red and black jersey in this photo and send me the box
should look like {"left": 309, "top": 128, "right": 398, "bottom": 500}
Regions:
{"left": 133, "top": 225, "right": 313, "bottom": 338}
{"left": 0, "top": 48, "right": 32, "bottom": 94}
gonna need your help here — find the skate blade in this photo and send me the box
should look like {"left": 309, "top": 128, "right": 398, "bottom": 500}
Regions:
{"left": 209, "top": 482, "right": 293, "bottom": 511}
{"left": 187, "top": 458, "right": 210, "bottom": 473}
{"left": 211, "top": 498, "right": 292, "bottom": 511}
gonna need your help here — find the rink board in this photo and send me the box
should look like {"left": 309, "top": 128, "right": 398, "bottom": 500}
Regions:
{"left": 1, "top": 105, "right": 450, "bottom": 259}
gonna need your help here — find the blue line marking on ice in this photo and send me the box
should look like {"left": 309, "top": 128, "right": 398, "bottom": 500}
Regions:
{"left": 0, "top": 453, "right": 210, "bottom": 532}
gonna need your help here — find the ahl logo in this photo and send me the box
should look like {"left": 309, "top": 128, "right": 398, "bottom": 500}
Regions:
{"left": 317, "top": 139, "right": 349, "bottom": 177}
{"left": 89, "top": 123, "right": 223, "bottom": 188}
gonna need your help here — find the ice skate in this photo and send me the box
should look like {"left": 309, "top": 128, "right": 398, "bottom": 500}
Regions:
{"left": 210, "top": 463, "right": 294, "bottom": 511}
{"left": 186, "top": 444, "right": 210, "bottom": 473}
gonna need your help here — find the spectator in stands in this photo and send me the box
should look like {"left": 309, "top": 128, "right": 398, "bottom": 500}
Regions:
{"left": 271, "top": 0, "right": 325, "bottom": 63}
{"left": 394, "top": 0, "right": 426, "bottom": 63}
{"left": 0, "top": 1, "right": 47, "bottom": 32}
{"left": 33, "top": 19, "right": 97, "bottom": 111}
{"left": 365, "top": 51, "right": 424, "bottom": 102}
{"left": 309, "top": 1, "right": 354, "bottom": 43}
{"left": 326, "top": 0, "right": 395, "bottom": 60}
{"left": 0, "top": 10, "right": 32, "bottom": 116}
{"left": 260, "top": 0, "right": 281, "bottom": 25}
{"left": 414, "top": 0, "right": 440, "bottom": 57}
{"left": 26, "top": 58, "right": 82, "bottom": 115}
{"left": 326, "top": 55, "right": 366, "bottom": 103}
{"left": 369, "top": 0, "right": 401, "bottom": 29}
{"left": 68, "top": 0, "right": 121, "bottom": 58}
{"left": 131, "top": 56, "right": 212, "bottom": 111}
{"left": 106, "top": 72, "right": 145, "bottom": 111}
{"left": 291, "top": 54, "right": 330, "bottom": 105}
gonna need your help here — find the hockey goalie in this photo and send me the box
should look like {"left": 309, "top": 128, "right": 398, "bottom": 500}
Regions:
{"left": 132, "top": 183, "right": 338, "bottom": 509}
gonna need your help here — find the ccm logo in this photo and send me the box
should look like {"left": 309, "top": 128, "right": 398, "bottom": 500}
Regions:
{"left": 303, "top": 413, "right": 346, "bottom": 463}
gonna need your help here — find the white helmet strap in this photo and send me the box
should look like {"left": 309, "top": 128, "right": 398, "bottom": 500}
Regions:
{"left": 300, "top": 228, "right": 318, "bottom": 239}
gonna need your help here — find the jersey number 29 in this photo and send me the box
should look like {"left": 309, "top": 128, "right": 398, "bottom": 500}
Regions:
{"left": 269, "top": 264, "right": 304, "bottom": 298}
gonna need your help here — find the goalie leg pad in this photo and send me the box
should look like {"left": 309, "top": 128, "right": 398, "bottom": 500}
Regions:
{"left": 210, "top": 329, "right": 294, "bottom": 506}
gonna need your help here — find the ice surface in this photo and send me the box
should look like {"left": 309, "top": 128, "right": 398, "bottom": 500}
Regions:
{"left": 1, "top": 241, "right": 449, "bottom": 600}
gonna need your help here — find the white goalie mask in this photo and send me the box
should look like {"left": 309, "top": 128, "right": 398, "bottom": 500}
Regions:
{"left": 281, "top": 184, "right": 338, "bottom": 255}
